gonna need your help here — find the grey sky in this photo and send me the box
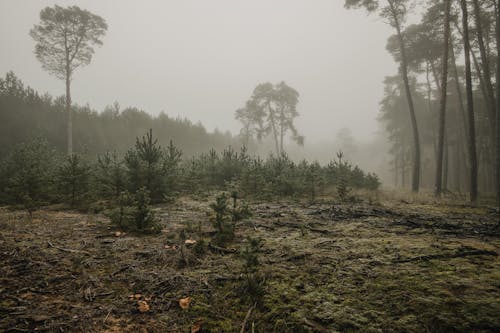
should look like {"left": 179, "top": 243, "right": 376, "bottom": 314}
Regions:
{"left": 0, "top": 0, "right": 397, "bottom": 143}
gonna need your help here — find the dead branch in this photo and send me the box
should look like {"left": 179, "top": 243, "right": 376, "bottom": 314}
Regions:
{"left": 240, "top": 302, "right": 256, "bottom": 333}
{"left": 47, "top": 241, "right": 90, "bottom": 255}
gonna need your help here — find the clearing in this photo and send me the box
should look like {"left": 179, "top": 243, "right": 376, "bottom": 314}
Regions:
{"left": 1, "top": 196, "right": 499, "bottom": 332}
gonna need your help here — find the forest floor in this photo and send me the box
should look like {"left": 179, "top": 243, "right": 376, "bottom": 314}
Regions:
{"left": 1, "top": 194, "right": 499, "bottom": 333}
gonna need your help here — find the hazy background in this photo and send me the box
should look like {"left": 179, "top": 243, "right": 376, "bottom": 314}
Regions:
{"left": 0, "top": 0, "right": 397, "bottom": 144}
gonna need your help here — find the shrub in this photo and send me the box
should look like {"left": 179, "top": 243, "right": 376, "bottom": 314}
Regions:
{"left": 240, "top": 237, "right": 265, "bottom": 303}
{"left": 57, "top": 153, "right": 91, "bottom": 206}
{"left": 0, "top": 139, "right": 58, "bottom": 210}
{"left": 109, "top": 188, "right": 160, "bottom": 234}
{"left": 209, "top": 193, "right": 234, "bottom": 244}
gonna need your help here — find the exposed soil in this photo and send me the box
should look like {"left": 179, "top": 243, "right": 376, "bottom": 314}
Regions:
{"left": 1, "top": 197, "right": 499, "bottom": 332}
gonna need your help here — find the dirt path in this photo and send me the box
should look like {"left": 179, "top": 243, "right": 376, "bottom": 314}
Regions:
{"left": 1, "top": 199, "right": 499, "bottom": 332}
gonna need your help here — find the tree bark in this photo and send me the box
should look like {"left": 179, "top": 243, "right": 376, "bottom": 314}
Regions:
{"left": 66, "top": 64, "right": 72, "bottom": 155}
{"left": 472, "top": 0, "right": 496, "bottom": 132}
{"left": 460, "top": 0, "right": 479, "bottom": 204}
{"left": 389, "top": 0, "right": 421, "bottom": 192}
{"left": 435, "top": 0, "right": 451, "bottom": 196}
{"left": 267, "top": 103, "right": 280, "bottom": 156}
{"left": 495, "top": 0, "right": 500, "bottom": 207}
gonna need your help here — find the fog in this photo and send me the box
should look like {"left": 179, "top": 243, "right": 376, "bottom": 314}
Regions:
{"left": 0, "top": 0, "right": 396, "bottom": 145}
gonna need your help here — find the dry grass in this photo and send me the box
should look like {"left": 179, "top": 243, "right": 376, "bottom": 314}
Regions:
{"left": 0, "top": 196, "right": 498, "bottom": 332}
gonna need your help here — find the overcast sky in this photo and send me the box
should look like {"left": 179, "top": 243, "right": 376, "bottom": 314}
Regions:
{"left": 0, "top": 0, "right": 397, "bottom": 143}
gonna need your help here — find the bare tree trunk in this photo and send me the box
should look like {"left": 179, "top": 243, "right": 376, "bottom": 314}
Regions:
{"left": 65, "top": 66, "right": 72, "bottom": 155}
{"left": 279, "top": 111, "right": 284, "bottom": 155}
{"left": 389, "top": 0, "right": 421, "bottom": 192}
{"left": 426, "top": 61, "right": 439, "bottom": 162}
{"left": 454, "top": 138, "right": 461, "bottom": 192}
{"left": 394, "top": 155, "right": 399, "bottom": 187}
{"left": 435, "top": 0, "right": 451, "bottom": 196}
{"left": 267, "top": 102, "right": 280, "bottom": 156}
{"left": 443, "top": 134, "right": 449, "bottom": 191}
{"left": 460, "top": 0, "right": 479, "bottom": 204}
{"left": 472, "top": 0, "right": 496, "bottom": 131}
{"left": 450, "top": 40, "right": 468, "bottom": 149}
{"left": 495, "top": 0, "right": 500, "bottom": 207}
{"left": 401, "top": 147, "right": 406, "bottom": 189}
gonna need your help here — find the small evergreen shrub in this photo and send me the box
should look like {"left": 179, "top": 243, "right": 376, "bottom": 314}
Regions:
{"left": 209, "top": 193, "right": 234, "bottom": 244}
{"left": 240, "top": 237, "right": 265, "bottom": 303}
{"left": 109, "top": 188, "right": 160, "bottom": 234}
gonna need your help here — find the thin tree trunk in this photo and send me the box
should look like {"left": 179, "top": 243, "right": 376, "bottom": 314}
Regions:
{"left": 401, "top": 147, "right": 406, "bottom": 189}
{"left": 460, "top": 0, "right": 479, "bottom": 204}
{"left": 394, "top": 154, "right": 399, "bottom": 187}
{"left": 495, "top": 0, "right": 500, "bottom": 207}
{"left": 66, "top": 67, "right": 72, "bottom": 155}
{"left": 267, "top": 102, "right": 280, "bottom": 156}
{"left": 426, "top": 61, "right": 439, "bottom": 162}
{"left": 389, "top": 0, "right": 421, "bottom": 192}
{"left": 436, "top": 0, "right": 451, "bottom": 196}
{"left": 443, "top": 134, "right": 449, "bottom": 191}
{"left": 454, "top": 138, "right": 461, "bottom": 192}
{"left": 279, "top": 109, "right": 284, "bottom": 155}
{"left": 450, "top": 40, "right": 468, "bottom": 153}
{"left": 472, "top": 0, "right": 496, "bottom": 130}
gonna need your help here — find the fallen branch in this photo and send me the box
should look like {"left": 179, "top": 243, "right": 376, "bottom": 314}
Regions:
{"left": 208, "top": 243, "right": 237, "bottom": 254}
{"left": 240, "top": 303, "right": 256, "bottom": 333}
{"left": 110, "top": 264, "right": 133, "bottom": 277}
{"left": 303, "top": 318, "right": 329, "bottom": 332}
{"left": 394, "top": 248, "right": 497, "bottom": 263}
{"left": 47, "top": 241, "right": 90, "bottom": 255}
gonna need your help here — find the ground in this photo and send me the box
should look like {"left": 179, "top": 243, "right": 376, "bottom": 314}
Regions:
{"left": 1, "top": 194, "right": 499, "bottom": 332}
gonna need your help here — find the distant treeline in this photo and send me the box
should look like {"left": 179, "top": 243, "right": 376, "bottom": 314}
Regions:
{"left": 0, "top": 71, "right": 241, "bottom": 158}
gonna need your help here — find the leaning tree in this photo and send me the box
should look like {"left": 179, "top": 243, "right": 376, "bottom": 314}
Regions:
{"left": 30, "top": 5, "right": 107, "bottom": 155}
{"left": 345, "top": 0, "right": 421, "bottom": 192}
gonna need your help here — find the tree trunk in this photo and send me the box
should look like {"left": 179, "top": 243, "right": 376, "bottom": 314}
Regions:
{"left": 279, "top": 109, "right": 284, "bottom": 155}
{"left": 450, "top": 40, "right": 468, "bottom": 152}
{"left": 460, "top": 0, "right": 479, "bottom": 204}
{"left": 66, "top": 68, "right": 72, "bottom": 155}
{"left": 426, "top": 61, "right": 439, "bottom": 162}
{"left": 401, "top": 147, "right": 406, "bottom": 189}
{"left": 267, "top": 102, "right": 280, "bottom": 156}
{"left": 389, "top": 0, "right": 421, "bottom": 192}
{"left": 496, "top": 0, "right": 500, "bottom": 207}
{"left": 472, "top": 0, "right": 496, "bottom": 132}
{"left": 436, "top": 0, "right": 451, "bottom": 196}
{"left": 443, "top": 134, "right": 449, "bottom": 191}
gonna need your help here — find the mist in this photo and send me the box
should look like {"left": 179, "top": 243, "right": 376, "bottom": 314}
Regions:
{"left": 0, "top": 0, "right": 395, "bottom": 143}
{"left": 1, "top": 1, "right": 500, "bottom": 331}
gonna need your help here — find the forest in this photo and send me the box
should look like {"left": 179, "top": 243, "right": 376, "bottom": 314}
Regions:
{"left": 0, "top": 1, "right": 499, "bottom": 332}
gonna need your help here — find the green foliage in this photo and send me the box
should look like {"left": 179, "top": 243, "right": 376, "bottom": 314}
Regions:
{"left": 95, "top": 151, "right": 126, "bottom": 199}
{"left": 0, "top": 129, "right": 380, "bottom": 209}
{"left": 240, "top": 237, "right": 265, "bottom": 303}
{"left": 30, "top": 5, "right": 107, "bottom": 80}
{"left": 235, "top": 82, "right": 304, "bottom": 155}
{"left": 193, "top": 238, "right": 207, "bottom": 256}
{"left": 209, "top": 193, "right": 234, "bottom": 245}
{"left": 0, "top": 139, "right": 57, "bottom": 211}
{"left": 124, "top": 129, "right": 164, "bottom": 201}
{"left": 109, "top": 188, "right": 160, "bottom": 234}
{"left": 335, "top": 151, "right": 351, "bottom": 202}
{"left": 57, "top": 154, "right": 91, "bottom": 206}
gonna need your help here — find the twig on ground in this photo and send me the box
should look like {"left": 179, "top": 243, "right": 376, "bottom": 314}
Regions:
{"left": 240, "top": 302, "right": 256, "bottom": 333}
{"left": 47, "top": 241, "right": 90, "bottom": 255}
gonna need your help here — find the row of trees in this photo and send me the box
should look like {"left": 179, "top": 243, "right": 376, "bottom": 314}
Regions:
{"left": 0, "top": 130, "right": 380, "bottom": 211}
{"left": 0, "top": 71, "right": 239, "bottom": 157}
{"left": 346, "top": 0, "right": 500, "bottom": 205}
